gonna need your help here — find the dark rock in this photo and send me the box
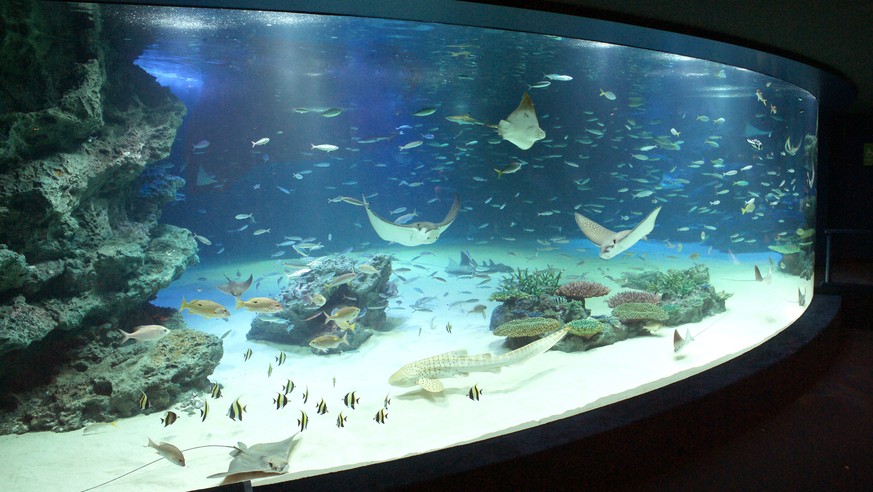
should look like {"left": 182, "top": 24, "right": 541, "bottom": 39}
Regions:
{"left": 0, "top": 307, "right": 221, "bottom": 434}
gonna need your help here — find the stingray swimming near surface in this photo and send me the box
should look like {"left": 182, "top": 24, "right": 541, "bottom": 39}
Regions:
{"left": 574, "top": 206, "right": 662, "bottom": 259}
{"left": 364, "top": 194, "right": 460, "bottom": 246}
{"left": 497, "top": 92, "right": 546, "bottom": 150}
{"left": 217, "top": 274, "right": 252, "bottom": 297}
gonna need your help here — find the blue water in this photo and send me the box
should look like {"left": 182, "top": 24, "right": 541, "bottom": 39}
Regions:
{"left": 113, "top": 7, "right": 817, "bottom": 265}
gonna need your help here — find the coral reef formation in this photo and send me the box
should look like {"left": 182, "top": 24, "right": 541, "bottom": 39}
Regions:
{"left": 247, "top": 255, "right": 394, "bottom": 353}
{"left": 619, "top": 265, "right": 731, "bottom": 325}
{"left": 0, "top": 4, "right": 207, "bottom": 434}
{"left": 493, "top": 317, "right": 561, "bottom": 337}
{"left": 564, "top": 318, "right": 604, "bottom": 339}
{"left": 611, "top": 302, "right": 670, "bottom": 324}
{"left": 606, "top": 289, "right": 662, "bottom": 308}
{"left": 554, "top": 280, "right": 610, "bottom": 309}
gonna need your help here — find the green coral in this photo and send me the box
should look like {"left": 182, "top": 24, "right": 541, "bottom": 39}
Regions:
{"left": 565, "top": 318, "right": 604, "bottom": 339}
{"left": 643, "top": 270, "right": 699, "bottom": 299}
{"left": 489, "top": 267, "right": 563, "bottom": 302}
{"left": 493, "top": 317, "right": 561, "bottom": 337}
{"left": 768, "top": 244, "right": 802, "bottom": 255}
{"left": 612, "top": 302, "right": 669, "bottom": 323}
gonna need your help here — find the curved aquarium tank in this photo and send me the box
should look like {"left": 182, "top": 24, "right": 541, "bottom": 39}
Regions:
{"left": 0, "top": 1, "right": 823, "bottom": 490}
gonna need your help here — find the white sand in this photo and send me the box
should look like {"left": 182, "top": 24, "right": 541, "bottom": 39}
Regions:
{"left": 0, "top": 241, "right": 813, "bottom": 492}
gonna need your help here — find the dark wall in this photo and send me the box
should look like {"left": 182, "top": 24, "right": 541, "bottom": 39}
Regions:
{"left": 821, "top": 110, "right": 873, "bottom": 262}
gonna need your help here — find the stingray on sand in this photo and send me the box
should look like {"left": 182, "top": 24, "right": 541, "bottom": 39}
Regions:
{"left": 574, "top": 206, "right": 662, "bottom": 259}
{"left": 207, "top": 433, "right": 300, "bottom": 480}
{"left": 364, "top": 194, "right": 460, "bottom": 247}
{"left": 217, "top": 274, "right": 252, "bottom": 297}
{"left": 497, "top": 92, "right": 546, "bottom": 150}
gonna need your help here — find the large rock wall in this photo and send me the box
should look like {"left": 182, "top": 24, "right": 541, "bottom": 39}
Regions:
{"left": 0, "top": 2, "right": 217, "bottom": 433}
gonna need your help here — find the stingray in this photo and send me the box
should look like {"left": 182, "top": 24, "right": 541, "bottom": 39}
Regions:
{"left": 207, "top": 433, "right": 300, "bottom": 480}
{"left": 364, "top": 194, "right": 460, "bottom": 247}
{"left": 497, "top": 92, "right": 546, "bottom": 150}
{"left": 574, "top": 206, "right": 662, "bottom": 259}
{"left": 217, "top": 274, "right": 252, "bottom": 297}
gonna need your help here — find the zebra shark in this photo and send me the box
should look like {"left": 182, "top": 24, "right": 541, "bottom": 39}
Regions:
{"left": 388, "top": 327, "right": 568, "bottom": 393}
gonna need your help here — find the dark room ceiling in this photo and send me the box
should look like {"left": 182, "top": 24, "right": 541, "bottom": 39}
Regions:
{"left": 543, "top": 0, "right": 873, "bottom": 114}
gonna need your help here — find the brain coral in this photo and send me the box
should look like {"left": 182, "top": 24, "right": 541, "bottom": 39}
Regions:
{"left": 606, "top": 290, "right": 662, "bottom": 309}
{"left": 493, "top": 317, "right": 562, "bottom": 337}
{"left": 565, "top": 318, "right": 604, "bottom": 339}
{"left": 611, "top": 302, "right": 669, "bottom": 323}
{"left": 555, "top": 281, "right": 610, "bottom": 300}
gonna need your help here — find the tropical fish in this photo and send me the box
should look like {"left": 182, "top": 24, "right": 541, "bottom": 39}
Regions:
{"left": 251, "top": 138, "right": 270, "bottom": 147}
{"left": 200, "top": 401, "right": 209, "bottom": 422}
{"left": 544, "top": 73, "right": 573, "bottom": 81}
{"left": 343, "top": 391, "right": 359, "bottom": 409}
{"left": 324, "top": 306, "right": 361, "bottom": 326}
{"left": 179, "top": 298, "right": 230, "bottom": 319}
{"left": 283, "top": 379, "right": 295, "bottom": 395}
{"left": 161, "top": 411, "right": 178, "bottom": 427}
{"left": 494, "top": 161, "right": 523, "bottom": 178}
{"left": 274, "top": 393, "right": 289, "bottom": 410}
{"left": 227, "top": 398, "right": 247, "bottom": 421}
{"left": 243, "top": 348, "right": 253, "bottom": 361}
{"left": 315, "top": 398, "right": 328, "bottom": 415}
{"left": 389, "top": 327, "right": 568, "bottom": 392}
{"left": 398, "top": 140, "right": 424, "bottom": 151}
{"left": 309, "top": 332, "right": 350, "bottom": 353}
{"left": 275, "top": 351, "right": 287, "bottom": 366}
{"left": 193, "top": 233, "right": 212, "bottom": 245}
{"left": 297, "top": 410, "right": 309, "bottom": 431}
{"left": 364, "top": 194, "right": 461, "bottom": 247}
{"left": 497, "top": 92, "right": 546, "bottom": 150}
{"left": 336, "top": 412, "right": 347, "bottom": 428}
{"left": 383, "top": 394, "right": 391, "bottom": 409}
{"left": 326, "top": 272, "right": 356, "bottom": 289}
{"left": 311, "top": 144, "right": 339, "bottom": 152}
{"left": 267, "top": 362, "right": 273, "bottom": 378}
{"left": 138, "top": 390, "right": 150, "bottom": 410}
{"left": 234, "top": 297, "right": 284, "bottom": 313}
{"left": 673, "top": 328, "right": 694, "bottom": 353}
{"left": 321, "top": 107, "right": 342, "bottom": 117}
{"left": 575, "top": 207, "right": 662, "bottom": 260}
{"left": 302, "top": 386, "right": 309, "bottom": 404}
{"left": 82, "top": 420, "right": 120, "bottom": 435}
{"left": 599, "top": 89, "right": 616, "bottom": 100}
{"left": 147, "top": 438, "right": 185, "bottom": 467}
{"left": 445, "top": 114, "right": 484, "bottom": 125}
{"left": 217, "top": 274, "right": 253, "bottom": 297}
{"left": 253, "top": 228, "right": 271, "bottom": 235}
{"left": 467, "top": 384, "right": 483, "bottom": 401}
{"left": 413, "top": 107, "right": 437, "bottom": 116}
{"left": 373, "top": 408, "right": 388, "bottom": 424}
{"left": 234, "top": 213, "right": 254, "bottom": 221}
{"left": 741, "top": 198, "right": 756, "bottom": 214}
{"left": 118, "top": 325, "right": 170, "bottom": 344}
{"left": 210, "top": 382, "right": 222, "bottom": 399}
{"left": 467, "top": 304, "right": 487, "bottom": 319}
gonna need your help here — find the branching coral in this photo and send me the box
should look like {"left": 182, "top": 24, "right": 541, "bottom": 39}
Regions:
{"left": 554, "top": 281, "right": 610, "bottom": 300}
{"left": 606, "top": 290, "right": 661, "bottom": 309}
{"left": 489, "top": 267, "right": 563, "bottom": 302}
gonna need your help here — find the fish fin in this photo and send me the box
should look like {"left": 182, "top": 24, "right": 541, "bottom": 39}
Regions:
{"left": 235, "top": 298, "right": 245, "bottom": 309}
{"left": 179, "top": 297, "right": 188, "bottom": 312}
{"left": 118, "top": 329, "right": 132, "bottom": 344}
{"left": 417, "top": 378, "right": 444, "bottom": 392}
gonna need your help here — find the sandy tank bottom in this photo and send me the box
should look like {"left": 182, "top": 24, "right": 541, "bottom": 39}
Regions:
{"left": 0, "top": 241, "right": 812, "bottom": 492}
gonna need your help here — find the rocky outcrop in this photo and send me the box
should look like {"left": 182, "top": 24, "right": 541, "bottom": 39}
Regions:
{"left": 0, "top": 3, "right": 211, "bottom": 433}
{"left": 0, "top": 307, "right": 222, "bottom": 434}
{"left": 247, "top": 255, "right": 395, "bottom": 353}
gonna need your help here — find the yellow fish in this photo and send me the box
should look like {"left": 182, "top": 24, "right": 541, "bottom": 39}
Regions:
{"left": 309, "top": 333, "right": 350, "bottom": 353}
{"left": 234, "top": 297, "right": 283, "bottom": 313}
{"left": 180, "top": 298, "right": 230, "bottom": 318}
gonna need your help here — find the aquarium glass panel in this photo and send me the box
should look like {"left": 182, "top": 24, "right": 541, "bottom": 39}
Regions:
{"left": 0, "top": 2, "right": 817, "bottom": 491}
